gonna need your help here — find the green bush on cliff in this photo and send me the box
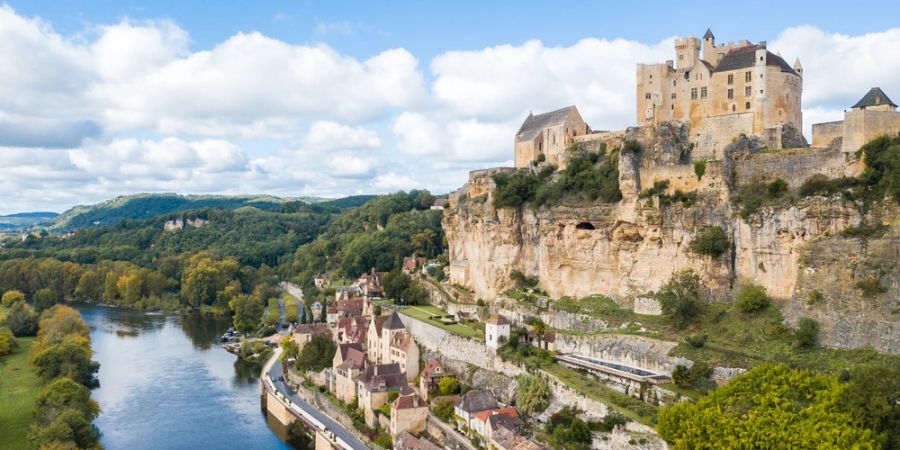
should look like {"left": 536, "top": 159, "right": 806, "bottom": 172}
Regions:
{"left": 493, "top": 147, "right": 622, "bottom": 208}
{"left": 657, "top": 270, "right": 704, "bottom": 329}
{"left": 734, "top": 284, "right": 770, "bottom": 313}
{"left": 690, "top": 226, "right": 730, "bottom": 258}
{"left": 857, "top": 134, "right": 900, "bottom": 201}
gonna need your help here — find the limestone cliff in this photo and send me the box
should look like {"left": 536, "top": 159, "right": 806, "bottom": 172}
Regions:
{"left": 444, "top": 125, "right": 899, "bottom": 354}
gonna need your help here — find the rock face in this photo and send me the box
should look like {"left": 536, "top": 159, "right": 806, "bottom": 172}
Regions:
{"left": 444, "top": 122, "right": 899, "bottom": 354}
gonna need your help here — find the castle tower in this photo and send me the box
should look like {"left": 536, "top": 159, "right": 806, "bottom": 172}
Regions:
{"left": 674, "top": 36, "right": 700, "bottom": 69}
{"left": 702, "top": 29, "right": 715, "bottom": 62}
{"left": 793, "top": 58, "right": 803, "bottom": 77}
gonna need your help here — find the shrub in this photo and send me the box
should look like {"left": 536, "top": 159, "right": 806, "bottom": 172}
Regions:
{"left": 855, "top": 276, "right": 887, "bottom": 298}
{"left": 734, "top": 284, "right": 770, "bottom": 313}
{"left": 767, "top": 178, "right": 789, "bottom": 198}
{"left": 433, "top": 398, "right": 455, "bottom": 422}
{"left": 639, "top": 179, "right": 670, "bottom": 199}
{"left": 694, "top": 160, "right": 707, "bottom": 180}
{"left": 672, "top": 362, "right": 713, "bottom": 390}
{"left": 492, "top": 171, "right": 542, "bottom": 208}
{"left": 535, "top": 153, "right": 546, "bottom": 164}
{"left": 373, "top": 432, "right": 392, "bottom": 449}
{"left": 0, "top": 327, "right": 17, "bottom": 356}
{"left": 806, "top": 290, "right": 824, "bottom": 305}
{"left": 657, "top": 270, "right": 704, "bottom": 328}
{"left": 842, "top": 223, "right": 888, "bottom": 239}
{"left": 437, "top": 376, "right": 459, "bottom": 396}
{"left": 690, "top": 226, "right": 730, "bottom": 258}
{"left": 794, "top": 318, "right": 818, "bottom": 349}
{"left": 686, "top": 333, "right": 707, "bottom": 348}
{"left": 857, "top": 135, "right": 900, "bottom": 201}
{"left": 32, "top": 288, "right": 57, "bottom": 313}
{"left": 5, "top": 302, "right": 38, "bottom": 336}
{"left": 516, "top": 374, "right": 551, "bottom": 414}
{"left": 1, "top": 290, "right": 25, "bottom": 307}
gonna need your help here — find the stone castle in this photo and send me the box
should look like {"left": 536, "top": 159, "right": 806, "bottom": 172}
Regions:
{"left": 513, "top": 29, "right": 899, "bottom": 167}
{"left": 449, "top": 29, "right": 900, "bottom": 354}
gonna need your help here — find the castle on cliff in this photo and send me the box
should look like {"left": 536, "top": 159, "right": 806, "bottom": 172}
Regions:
{"left": 513, "top": 29, "right": 900, "bottom": 168}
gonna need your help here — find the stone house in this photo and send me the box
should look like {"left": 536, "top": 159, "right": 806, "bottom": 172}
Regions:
{"left": 368, "top": 312, "right": 409, "bottom": 364}
{"left": 402, "top": 256, "right": 427, "bottom": 274}
{"left": 485, "top": 315, "right": 511, "bottom": 350}
{"left": 390, "top": 393, "right": 429, "bottom": 436}
{"left": 419, "top": 359, "right": 445, "bottom": 400}
{"left": 357, "top": 363, "right": 409, "bottom": 427}
{"left": 454, "top": 390, "right": 500, "bottom": 434}
{"left": 291, "top": 323, "right": 330, "bottom": 350}
{"left": 334, "top": 315, "right": 368, "bottom": 345}
{"left": 354, "top": 269, "right": 386, "bottom": 298}
{"left": 332, "top": 343, "right": 366, "bottom": 404}
{"left": 388, "top": 332, "right": 420, "bottom": 381}
{"left": 394, "top": 431, "right": 441, "bottom": 450}
{"left": 636, "top": 29, "right": 804, "bottom": 155}
{"left": 310, "top": 301, "right": 323, "bottom": 320}
{"left": 514, "top": 105, "right": 590, "bottom": 168}
{"left": 470, "top": 408, "right": 522, "bottom": 441}
{"left": 811, "top": 87, "right": 900, "bottom": 153}
{"left": 490, "top": 426, "right": 545, "bottom": 450}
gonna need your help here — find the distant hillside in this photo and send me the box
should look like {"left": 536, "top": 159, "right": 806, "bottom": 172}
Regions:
{"left": 318, "top": 195, "right": 377, "bottom": 209}
{"left": 47, "top": 194, "right": 300, "bottom": 231}
{"left": 0, "top": 211, "right": 58, "bottom": 230}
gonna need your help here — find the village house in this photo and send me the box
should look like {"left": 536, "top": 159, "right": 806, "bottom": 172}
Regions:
{"left": 470, "top": 408, "right": 523, "bottom": 442}
{"left": 314, "top": 274, "right": 329, "bottom": 289}
{"left": 490, "top": 426, "right": 545, "bottom": 450}
{"left": 454, "top": 390, "right": 500, "bottom": 434}
{"left": 326, "top": 298, "right": 364, "bottom": 324}
{"left": 389, "top": 332, "right": 420, "bottom": 381}
{"left": 334, "top": 315, "right": 369, "bottom": 346}
{"left": 291, "top": 323, "right": 330, "bottom": 350}
{"left": 354, "top": 269, "right": 386, "bottom": 298}
{"left": 394, "top": 432, "right": 441, "bottom": 450}
{"left": 419, "top": 359, "right": 445, "bottom": 400}
{"left": 310, "top": 301, "right": 323, "bottom": 320}
{"left": 402, "top": 256, "right": 427, "bottom": 274}
{"left": 390, "top": 392, "right": 429, "bottom": 436}
{"left": 357, "top": 363, "right": 409, "bottom": 427}
{"left": 331, "top": 343, "right": 366, "bottom": 404}
{"left": 485, "top": 315, "right": 511, "bottom": 350}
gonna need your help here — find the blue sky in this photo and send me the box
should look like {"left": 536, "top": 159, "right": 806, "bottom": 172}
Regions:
{"left": 2, "top": 1, "right": 900, "bottom": 214}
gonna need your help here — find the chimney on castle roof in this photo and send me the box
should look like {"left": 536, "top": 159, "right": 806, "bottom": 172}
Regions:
{"left": 793, "top": 58, "right": 803, "bottom": 77}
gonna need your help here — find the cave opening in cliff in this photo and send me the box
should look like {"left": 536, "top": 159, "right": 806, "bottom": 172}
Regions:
{"left": 576, "top": 222, "right": 596, "bottom": 230}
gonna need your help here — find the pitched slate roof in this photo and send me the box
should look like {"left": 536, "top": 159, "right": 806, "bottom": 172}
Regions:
{"left": 486, "top": 315, "right": 509, "bottom": 325}
{"left": 703, "top": 28, "right": 714, "bottom": 40}
{"left": 337, "top": 342, "right": 364, "bottom": 362}
{"left": 394, "top": 393, "right": 427, "bottom": 410}
{"left": 360, "top": 363, "right": 408, "bottom": 391}
{"left": 383, "top": 311, "right": 406, "bottom": 330}
{"left": 713, "top": 45, "right": 798, "bottom": 76}
{"left": 394, "top": 432, "right": 442, "bottom": 450}
{"left": 457, "top": 389, "right": 499, "bottom": 414}
{"left": 852, "top": 87, "right": 897, "bottom": 109}
{"left": 515, "top": 106, "right": 577, "bottom": 142}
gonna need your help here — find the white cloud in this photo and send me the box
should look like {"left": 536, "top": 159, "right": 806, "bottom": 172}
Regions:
{"left": 2, "top": 3, "right": 900, "bottom": 214}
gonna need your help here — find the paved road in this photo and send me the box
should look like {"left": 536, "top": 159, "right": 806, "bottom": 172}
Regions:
{"left": 277, "top": 297, "right": 287, "bottom": 329}
{"left": 267, "top": 357, "right": 368, "bottom": 450}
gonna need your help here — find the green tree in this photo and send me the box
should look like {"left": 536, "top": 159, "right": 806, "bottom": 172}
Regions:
{"left": 228, "top": 292, "right": 264, "bottom": 334}
{"left": 281, "top": 337, "right": 300, "bottom": 366}
{"left": 694, "top": 160, "right": 707, "bottom": 180}
{"left": 31, "top": 377, "right": 100, "bottom": 449}
{"left": 74, "top": 271, "right": 102, "bottom": 301}
{"left": 33, "top": 288, "right": 57, "bottom": 313}
{"left": 838, "top": 363, "right": 900, "bottom": 449}
{"left": 734, "top": 284, "right": 770, "bottom": 313}
{"left": 545, "top": 407, "right": 592, "bottom": 450}
{"left": 30, "top": 337, "right": 97, "bottom": 385}
{"left": 295, "top": 335, "right": 336, "bottom": 372}
{"left": 658, "top": 364, "right": 879, "bottom": 449}
{"left": 5, "top": 302, "right": 38, "bottom": 336}
{"left": 657, "top": 270, "right": 704, "bottom": 328}
{"left": 2, "top": 290, "right": 25, "bottom": 307}
{"left": 437, "top": 376, "right": 459, "bottom": 396}
{"left": 0, "top": 327, "right": 17, "bottom": 356}
{"left": 433, "top": 398, "right": 455, "bottom": 422}
{"left": 411, "top": 229, "right": 437, "bottom": 257}
{"left": 383, "top": 270, "right": 411, "bottom": 301}
{"left": 516, "top": 374, "right": 551, "bottom": 414}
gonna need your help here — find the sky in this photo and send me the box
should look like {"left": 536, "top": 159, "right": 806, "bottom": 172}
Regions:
{"left": 2, "top": 1, "right": 900, "bottom": 214}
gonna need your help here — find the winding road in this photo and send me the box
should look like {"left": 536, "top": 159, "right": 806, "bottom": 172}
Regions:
{"left": 263, "top": 351, "right": 367, "bottom": 450}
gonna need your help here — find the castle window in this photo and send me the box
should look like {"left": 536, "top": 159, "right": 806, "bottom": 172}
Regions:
{"left": 760, "top": 89, "right": 764, "bottom": 94}
{"left": 745, "top": 71, "right": 752, "bottom": 82}
{"left": 732, "top": 104, "right": 736, "bottom": 112}
{"left": 701, "top": 87, "right": 708, "bottom": 99}
{"left": 745, "top": 101, "right": 751, "bottom": 110}
{"left": 760, "top": 56, "right": 764, "bottom": 61}
{"left": 727, "top": 74, "right": 734, "bottom": 85}
{"left": 671, "top": 104, "right": 674, "bottom": 110}
{"left": 673, "top": 80, "right": 677, "bottom": 86}
{"left": 645, "top": 93, "right": 651, "bottom": 100}
{"left": 727, "top": 88, "right": 734, "bottom": 99}
{"left": 671, "top": 93, "right": 676, "bottom": 100}
{"left": 691, "top": 88, "right": 698, "bottom": 100}
{"left": 745, "top": 86, "right": 752, "bottom": 96}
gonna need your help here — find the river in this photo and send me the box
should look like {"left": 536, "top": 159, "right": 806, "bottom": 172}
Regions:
{"left": 77, "top": 304, "right": 290, "bottom": 450}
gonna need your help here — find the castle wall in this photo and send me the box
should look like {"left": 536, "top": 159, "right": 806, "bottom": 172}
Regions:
{"left": 640, "top": 161, "right": 725, "bottom": 197}
{"left": 811, "top": 121, "right": 844, "bottom": 148}
{"left": 691, "top": 113, "right": 754, "bottom": 160}
{"left": 732, "top": 147, "right": 855, "bottom": 188}
{"left": 842, "top": 109, "right": 900, "bottom": 153}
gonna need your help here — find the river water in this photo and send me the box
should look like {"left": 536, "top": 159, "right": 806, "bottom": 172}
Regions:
{"left": 77, "top": 304, "right": 290, "bottom": 450}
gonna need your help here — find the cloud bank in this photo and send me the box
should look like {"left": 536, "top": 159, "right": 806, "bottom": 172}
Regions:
{"left": 1, "top": 4, "right": 899, "bottom": 213}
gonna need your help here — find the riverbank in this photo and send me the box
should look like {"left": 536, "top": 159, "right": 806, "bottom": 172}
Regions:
{"left": 0, "top": 336, "right": 40, "bottom": 449}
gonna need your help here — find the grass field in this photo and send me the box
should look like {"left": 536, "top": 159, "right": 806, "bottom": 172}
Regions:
{"left": 0, "top": 336, "right": 40, "bottom": 449}
{"left": 400, "top": 305, "right": 483, "bottom": 340}
{"left": 263, "top": 298, "right": 280, "bottom": 326}
{"left": 284, "top": 293, "right": 299, "bottom": 323}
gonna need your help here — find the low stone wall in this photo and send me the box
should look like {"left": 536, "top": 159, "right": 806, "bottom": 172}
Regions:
{"left": 812, "top": 120, "right": 843, "bottom": 148}
{"left": 553, "top": 334, "right": 689, "bottom": 375}
{"left": 732, "top": 147, "right": 856, "bottom": 188}
{"left": 692, "top": 113, "right": 754, "bottom": 160}
{"left": 639, "top": 161, "right": 725, "bottom": 198}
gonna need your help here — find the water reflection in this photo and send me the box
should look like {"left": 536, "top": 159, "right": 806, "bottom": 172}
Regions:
{"left": 76, "top": 304, "right": 288, "bottom": 450}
